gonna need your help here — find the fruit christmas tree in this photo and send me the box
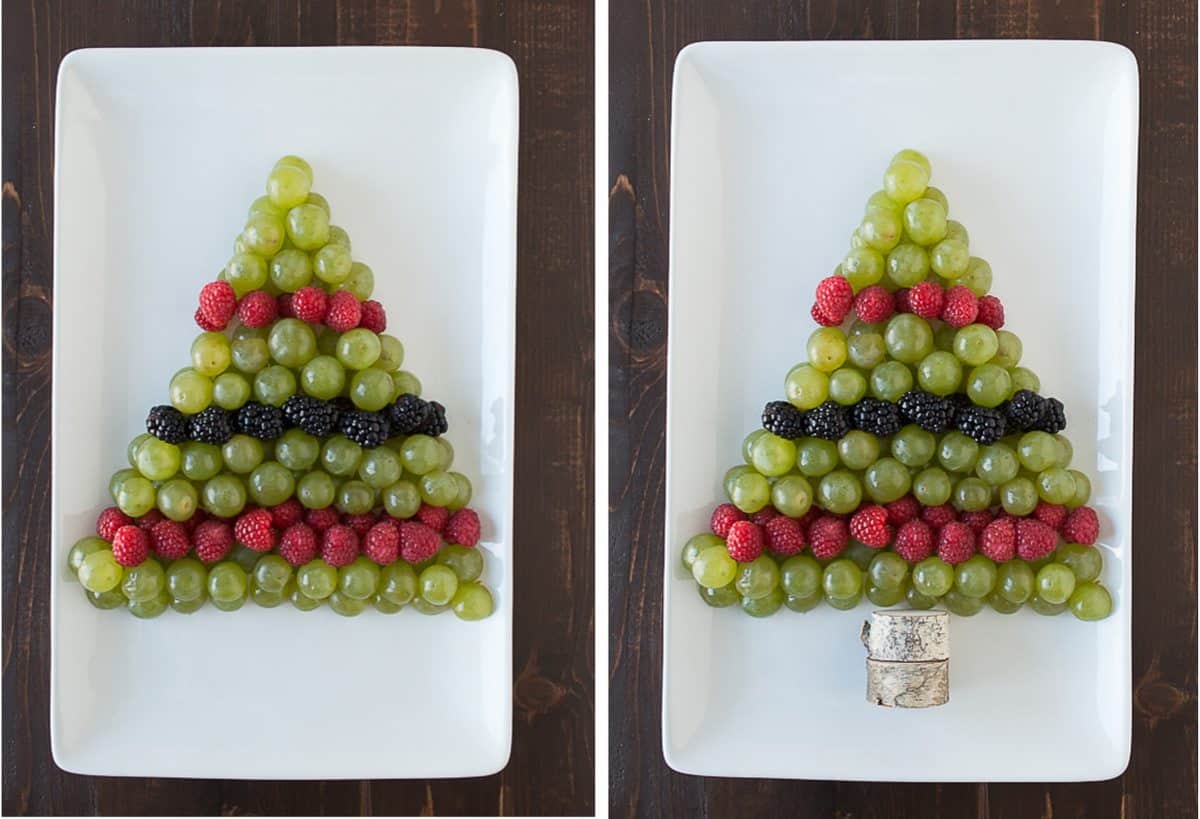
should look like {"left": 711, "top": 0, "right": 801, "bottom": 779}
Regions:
{"left": 66, "top": 157, "right": 493, "bottom": 620}
{"left": 682, "top": 149, "right": 1111, "bottom": 622}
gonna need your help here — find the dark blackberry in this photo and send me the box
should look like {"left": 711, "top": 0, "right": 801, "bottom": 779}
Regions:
{"left": 282, "top": 395, "right": 340, "bottom": 437}
{"left": 804, "top": 401, "right": 851, "bottom": 441}
{"left": 236, "top": 402, "right": 285, "bottom": 440}
{"left": 388, "top": 393, "right": 430, "bottom": 434}
{"left": 850, "top": 398, "right": 902, "bottom": 436}
{"left": 188, "top": 407, "right": 235, "bottom": 445}
{"left": 955, "top": 405, "right": 1007, "bottom": 445}
{"left": 945, "top": 393, "right": 973, "bottom": 425}
{"left": 340, "top": 410, "right": 391, "bottom": 448}
{"left": 146, "top": 405, "right": 190, "bottom": 444}
{"left": 1003, "top": 390, "right": 1046, "bottom": 431}
{"left": 897, "top": 390, "right": 953, "bottom": 433}
{"left": 762, "top": 401, "right": 805, "bottom": 439}
{"left": 418, "top": 400, "right": 448, "bottom": 437}
{"left": 1032, "top": 397, "right": 1067, "bottom": 434}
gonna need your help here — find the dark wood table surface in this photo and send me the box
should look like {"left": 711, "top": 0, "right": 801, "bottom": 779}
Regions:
{"left": 2, "top": 2, "right": 594, "bottom": 816}
{"left": 609, "top": 2, "right": 1197, "bottom": 817}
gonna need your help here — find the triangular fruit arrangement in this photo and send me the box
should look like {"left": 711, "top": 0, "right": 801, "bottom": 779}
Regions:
{"left": 66, "top": 156, "right": 493, "bottom": 620}
{"left": 682, "top": 149, "right": 1111, "bottom": 622}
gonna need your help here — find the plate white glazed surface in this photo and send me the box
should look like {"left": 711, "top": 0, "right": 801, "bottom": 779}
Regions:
{"left": 663, "top": 40, "right": 1137, "bottom": 781}
{"left": 52, "top": 46, "right": 518, "bottom": 779}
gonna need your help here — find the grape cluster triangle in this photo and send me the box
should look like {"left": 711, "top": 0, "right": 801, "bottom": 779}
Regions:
{"left": 683, "top": 149, "right": 1112, "bottom": 622}
{"left": 67, "top": 157, "right": 494, "bottom": 621}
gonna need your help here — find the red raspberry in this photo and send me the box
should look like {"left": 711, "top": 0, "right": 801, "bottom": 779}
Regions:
{"left": 710, "top": 503, "right": 746, "bottom": 538}
{"left": 445, "top": 508, "right": 481, "bottom": 548}
{"left": 853, "top": 285, "right": 895, "bottom": 324}
{"left": 959, "top": 509, "right": 994, "bottom": 534}
{"left": 269, "top": 498, "right": 304, "bottom": 529}
{"left": 325, "top": 290, "right": 361, "bottom": 333}
{"left": 182, "top": 508, "right": 208, "bottom": 533}
{"left": 893, "top": 520, "right": 934, "bottom": 562}
{"left": 149, "top": 520, "right": 190, "bottom": 560}
{"left": 810, "top": 302, "right": 840, "bottom": 327}
{"left": 907, "top": 281, "right": 945, "bottom": 320}
{"left": 814, "top": 276, "right": 854, "bottom": 323}
{"left": 976, "top": 295, "right": 1005, "bottom": 329}
{"left": 96, "top": 507, "right": 133, "bottom": 541}
{"left": 416, "top": 503, "right": 451, "bottom": 533}
{"left": 198, "top": 280, "right": 237, "bottom": 329}
{"left": 940, "top": 285, "right": 979, "bottom": 328}
{"left": 343, "top": 513, "right": 377, "bottom": 537}
{"left": 979, "top": 518, "right": 1016, "bottom": 562}
{"left": 399, "top": 521, "right": 441, "bottom": 564}
{"left": 195, "top": 307, "right": 224, "bottom": 332}
{"left": 764, "top": 516, "right": 805, "bottom": 556}
{"left": 359, "top": 300, "right": 387, "bottom": 333}
{"left": 725, "top": 521, "right": 764, "bottom": 562}
{"left": 937, "top": 522, "right": 976, "bottom": 564}
{"left": 291, "top": 286, "right": 328, "bottom": 324}
{"left": 1015, "top": 518, "right": 1057, "bottom": 561}
{"left": 849, "top": 505, "right": 892, "bottom": 548}
{"left": 1062, "top": 506, "right": 1099, "bottom": 546}
{"left": 194, "top": 520, "right": 234, "bottom": 563}
{"left": 321, "top": 524, "right": 359, "bottom": 567}
{"left": 364, "top": 521, "right": 401, "bottom": 564}
{"left": 920, "top": 504, "right": 958, "bottom": 529}
{"left": 808, "top": 516, "right": 849, "bottom": 559}
{"left": 277, "top": 293, "right": 296, "bottom": 318}
{"left": 894, "top": 288, "right": 912, "bottom": 314}
{"left": 749, "top": 508, "right": 779, "bottom": 526}
{"left": 237, "top": 290, "right": 277, "bottom": 327}
{"left": 1033, "top": 502, "right": 1068, "bottom": 530}
{"left": 111, "top": 525, "right": 150, "bottom": 567}
{"left": 885, "top": 496, "right": 920, "bottom": 526}
{"left": 305, "top": 507, "right": 340, "bottom": 532}
{"left": 234, "top": 508, "right": 276, "bottom": 552}
{"left": 136, "top": 509, "right": 165, "bottom": 530}
{"left": 278, "top": 523, "right": 318, "bottom": 566}
{"left": 798, "top": 507, "right": 824, "bottom": 529}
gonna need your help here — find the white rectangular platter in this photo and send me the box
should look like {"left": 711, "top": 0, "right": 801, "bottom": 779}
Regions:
{"left": 663, "top": 40, "right": 1137, "bottom": 781}
{"left": 52, "top": 46, "right": 518, "bottom": 779}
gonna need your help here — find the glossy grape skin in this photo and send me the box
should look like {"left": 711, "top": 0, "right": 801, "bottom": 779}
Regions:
{"left": 268, "top": 319, "right": 318, "bottom": 368}
{"left": 269, "top": 248, "right": 313, "bottom": 292}
{"left": 886, "top": 243, "right": 930, "bottom": 287}
{"left": 1069, "top": 582, "right": 1112, "bottom": 620}
{"left": 724, "top": 471, "right": 767, "bottom": 515}
{"left": 996, "top": 559, "right": 1035, "bottom": 604}
{"left": 157, "top": 478, "right": 198, "bottom": 521}
{"left": 863, "top": 458, "right": 911, "bottom": 503}
{"left": 987, "top": 592, "right": 1021, "bottom": 614}
{"left": 930, "top": 238, "right": 970, "bottom": 279}
{"left": 960, "top": 257, "right": 992, "bottom": 296}
{"left": 692, "top": 545, "right": 737, "bottom": 589}
{"left": 807, "top": 328, "right": 848, "bottom": 373}
{"left": 225, "top": 253, "right": 269, "bottom": 297}
{"left": 1035, "top": 562, "right": 1077, "bottom": 605}
{"left": 870, "top": 361, "right": 913, "bottom": 402}
{"left": 785, "top": 364, "right": 829, "bottom": 410}
{"left": 867, "top": 582, "right": 907, "bottom": 607}
{"left": 1066, "top": 470, "right": 1092, "bottom": 508}
{"left": 451, "top": 582, "right": 494, "bottom": 620}
{"left": 68, "top": 537, "right": 109, "bottom": 575}
{"left": 127, "top": 433, "right": 151, "bottom": 467}
{"left": 285, "top": 203, "right": 330, "bottom": 250}
{"left": 912, "top": 557, "right": 954, "bottom": 597}
{"left": 822, "top": 558, "right": 862, "bottom": 601}
{"left": 690, "top": 581, "right": 735, "bottom": 608}
{"left": 1056, "top": 436, "right": 1075, "bottom": 467}
{"left": 232, "top": 338, "right": 270, "bottom": 374}
{"left": 866, "top": 189, "right": 904, "bottom": 215}
{"left": 245, "top": 461, "right": 293, "bottom": 507}
{"left": 750, "top": 433, "right": 797, "bottom": 478}
{"left": 222, "top": 434, "right": 264, "bottom": 474}
{"left": 292, "top": 587, "right": 324, "bottom": 611}
{"left": 373, "top": 335, "right": 405, "bottom": 373}
{"left": 249, "top": 194, "right": 287, "bottom": 219}
{"left": 434, "top": 543, "right": 483, "bottom": 583}
{"left": 242, "top": 211, "right": 286, "bottom": 256}
{"left": 891, "top": 425, "right": 935, "bottom": 467}
{"left": 975, "top": 443, "right": 1020, "bottom": 486}
{"left": 202, "top": 473, "right": 247, "bottom": 518}
{"left": 207, "top": 561, "right": 248, "bottom": 605}
{"left": 176, "top": 444, "right": 219, "bottom": 483}
{"left": 906, "top": 585, "right": 938, "bottom": 610}
{"left": 1037, "top": 467, "right": 1077, "bottom": 505}
{"left": 733, "top": 555, "right": 780, "bottom": 601}
{"left": 135, "top": 438, "right": 181, "bottom": 481}
{"left": 828, "top": 368, "right": 868, "bottom": 405}
{"left": 952, "top": 324, "right": 999, "bottom": 367}
{"left": 336, "top": 480, "right": 376, "bottom": 516}
{"left": 817, "top": 470, "right": 862, "bottom": 515}
{"left": 166, "top": 558, "right": 207, "bottom": 603}
{"left": 339, "top": 262, "right": 376, "bottom": 301}
{"left": 1010, "top": 366, "right": 1041, "bottom": 395}
{"left": 418, "top": 564, "right": 459, "bottom": 607}
{"left": 382, "top": 480, "right": 422, "bottom": 519}
{"left": 84, "top": 588, "right": 125, "bottom": 610}
{"left": 329, "top": 591, "right": 368, "bottom": 617}
{"left": 391, "top": 371, "right": 422, "bottom": 399}
{"left": 350, "top": 368, "right": 394, "bottom": 412}
{"left": 267, "top": 163, "right": 311, "bottom": 208}
{"left": 115, "top": 475, "right": 156, "bottom": 517}
{"left": 902, "top": 198, "right": 947, "bottom": 246}
{"left": 838, "top": 430, "right": 879, "bottom": 471}
{"left": 254, "top": 365, "right": 297, "bottom": 407}
{"left": 966, "top": 364, "right": 1012, "bottom": 409}
{"left": 274, "top": 429, "right": 320, "bottom": 471}
{"left": 941, "top": 588, "right": 984, "bottom": 616}
{"left": 126, "top": 590, "right": 171, "bottom": 618}
{"left": 767, "top": 475, "right": 811, "bottom": 518}
{"left": 994, "top": 330, "right": 1022, "bottom": 368}
{"left": 213, "top": 372, "right": 252, "bottom": 411}
{"left": 355, "top": 447, "right": 402, "bottom": 490}
{"left": 847, "top": 331, "right": 887, "bottom": 370}
{"left": 400, "top": 435, "right": 441, "bottom": 476}
{"left": 859, "top": 208, "right": 903, "bottom": 252}
{"left": 313, "top": 243, "right": 353, "bottom": 285}
{"left": 953, "top": 477, "right": 991, "bottom": 512}
{"left": 917, "top": 351, "right": 962, "bottom": 395}
{"left": 796, "top": 438, "right": 838, "bottom": 478}
{"left": 933, "top": 323, "right": 958, "bottom": 352}
{"left": 169, "top": 368, "right": 213, "bottom": 414}
{"left": 339, "top": 557, "right": 381, "bottom": 601}
{"left": 884, "top": 315, "right": 934, "bottom": 364}
{"left": 842, "top": 248, "right": 885, "bottom": 291}
{"left": 954, "top": 555, "right": 997, "bottom": 598}
{"left": 1028, "top": 592, "right": 1067, "bottom": 616}
{"left": 191, "top": 332, "right": 232, "bottom": 378}
{"left": 109, "top": 468, "right": 137, "bottom": 503}
{"left": 299, "top": 355, "right": 346, "bottom": 400}
{"left": 912, "top": 467, "right": 952, "bottom": 506}
{"left": 1015, "top": 432, "right": 1056, "bottom": 473}
{"left": 999, "top": 477, "right": 1039, "bottom": 516}
{"left": 776, "top": 555, "right": 819, "bottom": 598}
{"left": 320, "top": 435, "right": 362, "bottom": 477}
{"left": 868, "top": 551, "right": 909, "bottom": 591}
{"left": 884, "top": 160, "right": 930, "bottom": 204}
{"left": 418, "top": 470, "right": 456, "bottom": 507}
{"left": 742, "top": 429, "right": 768, "bottom": 464}
{"left": 298, "top": 559, "right": 338, "bottom": 600}
{"left": 336, "top": 329, "right": 382, "bottom": 371}
{"left": 447, "top": 472, "right": 473, "bottom": 512}
{"left": 79, "top": 550, "right": 123, "bottom": 593}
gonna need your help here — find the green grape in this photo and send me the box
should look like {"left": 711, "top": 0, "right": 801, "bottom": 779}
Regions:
{"left": 400, "top": 434, "right": 441, "bottom": 475}
{"left": 921, "top": 184, "right": 948, "bottom": 213}
{"left": 724, "top": 465, "right": 753, "bottom": 498}
{"left": 953, "top": 476, "right": 991, "bottom": 512}
{"left": 391, "top": 371, "right": 422, "bottom": 399}
{"left": 1066, "top": 470, "right": 1091, "bottom": 508}
{"left": 135, "top": 438, "right": 181, "bottom": 481}
{"left": 1055, "top": 436, "right": 1074, "bottom": 467}
{"left": 339, "top": 557, "right": 381, "bottom": 600}
{"left": 867, "top": 582, "right": 906, "bottom": 607}
{"left": 1069, "top": 582, "right": 1112, "bottom": 621}
{"left": 868, "top": 551, "right": 909, "bottom": 591}
{"left": 338, "top": 262, "right": 375, "bottom": 300}
{"left": 267, "top": 163, "right": 311, "bottom": 208}
{"left": 735, "top": 555, "right": 780, "bottom": 600}
{"left": 692, "top": 545, "right": 737, "bottom": 589}
{"left": 906, "top": 585, "right": 937, "bottom": 610}
{"left": 844, "top": 541, "right": 876, "bottom": 572}
{"left": 313, "top": 243, "right": 353, "bottom": 285}
{"left": 1036, "top": 562, "right": 1076, "bottom": 605}
{"left": 902, "top": 198, "right": 947, "bottom": 246}
{"left": 944, "top": 220, "right": 968, "bottom": 246}
{"left": 886, "top": 243, "right": 930, "bottom": 287}
{"left": 826, "top": 590, "right": 863, "bottom": 610}
{"left": 300, "top": 355, "right": 346, "bottom": 400}
{"left": 242, "top": 212, "right": 285, "bottom": 256}
{"left": 230, "top": 544, "right": 261, "bottom": 574}
{"left": 828, "top": 368, "right": 868, "bottom": 405}
{"left": 728, "top": 471, "right": 770, "bottom": 513}
{"left": 750, "top": 433, "right": 796, "bottom": 478}
{"left": 942, "top": 588, "right": 983, "bottom": 616}
{"left": 999, "top": 477, "right": 1038, "bottom": 516}
{"left": 302, "top": 187, "right": 328, "bottom": 213}
{"left": 202, "top": 473, "right": 247, "bottom": 518}
{"left": 267, "top": 319, "right": 317, "bottom": 369}
{"left": 437, "top": 543, "right": 485, "bottom": 582}
{"left": 869, "top": 361, "right": 913, "bottom": 402}
{"left": 784, "top": 364, "right": 829, "bottom": 410}
{"left": 86, "top": 588, "right": 126, "bottom": 609}
{"left": 336, "top": 329, "right": 382, "bottom": 371}
{"left": 987, "top": 592, "right": 1021, "bottom": 614}
{"left": 336, "top": 480, "right": 376, "bottom": 515}
{"left": 254, "top": 365, "right": 297, "bottom": 407}
{"left": 382, "top": 480, "right": 422, "bottom": 519}
{"left": 358, "top": 447, "right": 403, "bottom": 489}
{"left": 452, "top": 582, "right": 494, "bottom": 620}
{"left": 863, "top": 458, "right": 911, "bottom": 503}
{"left": 434, "top": 437, "right": 454, "bottom": 472}
{"left": 419, "top": 470, "right": 458, "bottom": 507}
{"left": 377, "top": 335, "right": 404, "bottom": 372}
{"left": 695, "top": 583, "right": 735, "bottom": 608}
{"left": 109, "top": 468, "right": 137, "bottom": 503}
{"left": 847, "top": 331, "right": 887, "bottom": 370}
{"left": 248, "top": 461, "right": 295, "bottom": 506}
{"left": 884, "top": 159, "right": 929, "bottom": 204}
{"left": 231, "top": 338, "right": 270, "bottom": 374}
{"left": 955, "top": 555, "right": 997, "bottom": 598}
{"left": 817, "top": 470, "right": 862, "bottom": 515}
{"left": 275, "top": 429, "right": 320, "bottom": 471}
{"left": 859, "top": 208, "right": 902, "bottom": 252}
{"left": 891, "top": 425, "right": 935, "bottom": 467}
{"left": 247, "top": 580, "right": 286, "bottom": 607}
{"left": 379, "top": 562, "right": 418, "bottom": 605}
{"left": 298, "top": 559, "right": 338, "bottom": 600}
{"left": 938, "top": 431, "right": 979, "bottom": 473}
{"left": 191, "top": 332, "right": 232, "bottom": 377}
{"left": 222, "top": 434, "right": 264, "bottom": 474}
{"left": 796, "top": 438, "right": 838, "bottom": 478}
{"left": 994, "top": 330, "right": 1022, "bottom": 368}
{"left": 157, "top": 478, "right": 198, "bottom": 521}
{"left": 213, "top": 372, "right": 252, "bottom": 410}
{"left": 419, "top": 564, "right": 459, "bottom": 606}
{"left": 322, "top": 435, "right": 363, "bottom": 476}
{"left": 1009, "top": 366, "right": 1040, "bottom": 395}
{"left": 329, "top": 591, "right": 367, "bottom": 616}
{"left": 225, "top": 253, "right": 269, "bottom": 297}
{"left": 807, "top": 327, "right": 848, "bottom": 373}
{"left": 769, "top": 475, "right": 812, "bottom": 518}
{"left": 79, "top": 550, "right": 123, "bottom": 593}
{"left": 738, "top": 586, "right": 783, "bottom": 617}
{"left": 285, "top": 203, "right": 329, "bottom": 250}
{"left": 167, "top": 558, "right": 207, "bottom": 603}
{"left": 884, "top": 314, "right": 934, "bottom": 364}
{"left": 892, "top": 149, "right": 931, "bottom": 174}
{"left": 1037, "top": 468, "right": 1076, "bottom": 504}
{"left": 959, "top": 257, "right": 992, "bottom": 296}
{"left": 930, "top": 238, "right": 969, "bottom": 279}
{"left": 249, "top": 194, "right": 287, "bottom": 219}
{"left": 169, "top": 368, "right": 213, "bottom": 414}
{"left": 350, "top": 368, "right": 394, "bottom": 411}
{"left": 779, "top": 554, "right": 820, "bottom": 597}
{"left": 127, "top": 433, "right": 151, "bottom": 467}
{"left": 742, "top": 429, "right": 768, "bottom": 464}
{"left": 783, "top": 589, "right": 821, "bottom": 612}
{"left": 822, "top": 558, "right": 862, "bottom": 599}
{"left": 269, "top": 248, "right": 313, "bottom": 292}
{"left": 291, "top": 587, "right": 323, "bottom": 611}
{"left": 1028, "top": 592, "right": 1067, "bottom": 616}
{"left": 249, "top": 553, "right": 291, "bottom": 595}
{"left": 837, "top": 430, "right": 879, "bottom": 471}
{"left": 115, "top": 475, "right": 156, "bottom": 517}
{"left": 933, "top": 323, "right": 957, "bottom": 352}
{"left": 917, "top": 351, "right": 962, "bottom": 395}
{"left": 68, "top": 536, "right": 109, "bottom": 575}
{"left": 952, "top": 324, "right": 999, "bottom": 366}
{"left": 448, "top": 473, "right": 472, "bottom": 511}
{"left": 315, "top": 327, "right": 339, "bottom": 356}
{"left": 128, "top": 590, "right": 171, "bottom": 618}
{"left": 865, "top": 189, "right": 904, "bottom": 215}
{"left": 1056, "top": 542, "right": 1102, "bottom": 583}
{"left": 975, "top": 443, "right": 1019, "bottom": 486}
{"left": 233, "top": 324, "right": 266, "bottom": 342}
{"left": 117, "top": 560, "right": 163, "bottom": 603}
{"left": 966, "top": 364, "right": 1011, "bottom": 408}
{"left": 912, "top": 556, "right": 954, "bottom": 597}
{"left": 912, "top": 467, "right": 952, "bottom": 506}
{"left": 842, "top": 248, "right": 885, "bottom": 291}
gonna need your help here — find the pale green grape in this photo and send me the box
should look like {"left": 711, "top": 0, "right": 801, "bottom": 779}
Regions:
{"left": 285, "top": 203, "right": 329, "bottom": 250}
{"left": 242, "top": 212, "right": 285, "bottom": 256}
{"left": 847, "top": 331, "right": 887, "bottom": 370}
{"left": 692, "top": 545, "right": 737, "bottom": 589}
{"left": 938, "top": 432, "right": 978, "bottom": 473}
{"left": 377, "top": 335, "right": 404, "bottom": 372}
{"left": 419, "top": 470, "right": 458, "bottom": 507}
{"left": 870, "top": 361, "right": 913, "bottom": 402}
{"left": 944, "top": 220, "right": 968, "bottom": 245}
{"left": 167, "top": 558, "right": 207, "bottom": 603}
{"left": 419, "top": 564, "right": 459, "bottom": 606}
{"left": 735, "top": 555, "right": 780, "bottom": 600}
{"left": 128, "top": 433, "right": 151, "bottom": 467}
{"left": 796, "top": 438, "right": 838, "bottom": 478}
{"left": 135, "top": 438, "right": 181, "bottom": 481}
{"left": 741, "top": 586, "right": 785, "bottom": 617}
{"left": 1010, "top": 367, "right": 1040, "bottom": 394}
{"left": 842, "top": 248, "right": 885, "bottom": 291}
{"left": 222, "top": 434, "right": 264, "bottom": 474}
{"left": 1037, "top": 467, "right": 1076, "bottom": 504}
{"left": 1068, "top": 582, "right": 1112, "bottom": 620}
{"left": 202, "top": 473, "right": 247, "bottom": 518}
{"left": 884, "top": 159, "right": 929, "bottom": 204}
{"left": 157, "top": 478, "right": 198, "bottom": 521}
{"left": 728, "top": 470, "right": 770, "bottom": 513}
{"left": 68, "top": 537, "right": 108, "bottom": 574}
{"left": 912, "top": 467, "right": 952, "bottom": 506}
{"left": 300, "top": 355, "right": 346, "bottom": 400}
{"left": 807, "top": 327, "right": 848, "bottom": 373}
{"left": 115, "top": 475, "right": 156, "bottom": 517}
{"left": 884, "top": 314, "right": 934, "bottom": 364}
{"left": 452, "top": 582, "right": 494, "bottom": 620}
{"left": 232, "top": 338, "right": 270, "bottom": 374}
{"left": 906, "top": 586, "right": 937, "bottom": 610}
{"left": 828, "top": 368, "right": 867, "bottom": 405}
{"left": 952, "top": 324, "right": 999, "bottom": 367}
{"left": 275, "top": 429, "right": 320, "bottom": 471}
{"left": 253, "top": 365, "right": 297, "bottom": 407}
{"left": 249, "top": 194, "right": 286, "bottom": 219}
{"left": 268, "top": 319, "right": 317, "bottom": 369}
{"left": 359, "top": 447, "right": 403, "bottom": 489}
{"left": 448, "top": 472, "right": 472, "bottom": 511}
{"left": 269, "top": 248, "right": 313, "bottom": 292}
{"left": 994, "top": 330, "right": 1022, "bottom": 367}
{"left": 400, "top": 434, "right": 441, "bottom": 475}
{"left": 1028, "top": 592, "right": 1067, "bottom": 616}
{"left": 930, "top": 238, "right": 969, "bottom": 279}
{"left": 330, "top": 591, "right": 367, "bottom": 616}
{"left": 837, "top": 430, "right": 879, "bottom": 471}
{"left": 844, "top": 541, "right": 876, "bottom": 571}
{"left": 128, "top": 590, "right": 171, "bottom": 618}
{"left": 865, "top": 189, "right": 904, "bottom": 215}
{"left": 169, "top": 369, "right": 213, "bottom": 414}
{"left": 292, "top": 587, "right": 324, "bottom": 611}
{"left": 699, "top": 583, "right": 740, "bottom": 608}
{"left": 225, "top": 253, "right": 268, "bottom": 297}
{"left": 959, "top": 257, "right": 992, "bottom": 296}
{"left": 213, "top": 372, "right": 252, "bottom": 410}
{"left": 995, "top": 559, "right": 1034, "bottom": 604}
{"left": 885, "top": 243, "right": 930, "bottom": 287}
{"left": 181, "top": 443, "right": 222, "bottom": 481}
{"left": 1055, "top": 436, "right": 1074, "bottom": 467}
{"left": 922, "top": 184, "right": 947, "bottom": 212}
{"left": 350, "top": 368, "right": 394, "bottom": 411}
{"left": 1000, "top": 477, "right": 1038, "bottom": 516}
{"left": 868, "top": 551, "right": 908, "bottom": 592}
{"left": 966, "top": 364, "right": 1012, "bottom": 408}
{"left": 110, "top": 468, "right": 137, "bottom": 502}
{"left": 917, "top": 351, "right": 962, "bottom": 395}
{"left": 955, "top": 555, "right": 997, "bottom": 598}
{"left": 891, "top": 425, "right": 935, "bottom": 467}
{"left": 859, "top": 209, "right": 902, "bottom": 252}
{"left": 79, "top": 550, "right": 123, "bottom": 593}
{"left": 191, "top": 332, "right": 232, "bottom": 377}
{"left": 1057, "top": 542, "right": 1102, "bottom": 582}
{"left": 336, "top": 480, "right": 376, "bottom": 515}
{"left": 298, "top": 559, "right": 338, "bottom": 600}
{"left": 912, "top": 557, "right": 953, "bottom": 597}
{"left": 822, "top": 558, "right": 862, "bottom": 600}
{"left": 892, "top": 149, "right": 931, "bottom": 174}
{"left": 953, "top": 476, "right": 991, "bottom": 512}
{"left": 382, "top": 480, "right": 422, "bottom": 519}
{"left": 770, "top": 474, "right": 812, "bottom": 518}
{"left": 750, "top": 433, "right": 797, "bottom": 478}
{"left": 438, "top": 543, "right": 484, "bottom": 582}
{"left": 902, "top": 198, "right": 947, "bottom": 246}
{"left": 86, "top": 588, "right": 125, "bottom": 609}
{"left": 942, "top": 588, "right": 983, "bottom": 616}
{"left": 975, "top": 443, "right": 1019, "bottom": 486}
{"left": 313, "top": 243, "right": 353, "bottom": 285}
{"left": 391, "top": 371, "right": 422, "bottom": 399}
{"left": 379, "top": 562, "right": 418, "bottom": 605}
{"left": 1066, "top": 470, "right": 1091, "bottom": 508}
{"left": 340, "top": 557, "right": 381, "bottom": 600}
{"left": 785, "top": 364, "right": 829, "bottom": 410}
{"left": 337, "top": 329, "right": 382, "bottom": 371}
{"left": 864, "top": 458, "right": 910, "bottom": 503}
{"left": 781, "top": 554, "right": 822, "bottom": 597}
{"left": 817, "top": 470, "right": 862, "bottom": 515}
{"left": 338, "top": 262, "right": 375, "bottom": 300}
{"left": 867, "top": 583, "right": 906, "bottom": 607}
{"left": 248, "top": 461, "right": 295, "bottom": 506}
{"left": 1036, "top": 562, "right": 1076, "bottom": 604}
{"left": 741, "top": 428, "right": 766, "bottom": 464}
{"left": 267, "top": 163, "right": 311, "bottom": 208}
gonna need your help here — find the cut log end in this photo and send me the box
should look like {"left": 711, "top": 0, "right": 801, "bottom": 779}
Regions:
{"left": 862, "top": 609, "right": 950, "bottom": 662}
